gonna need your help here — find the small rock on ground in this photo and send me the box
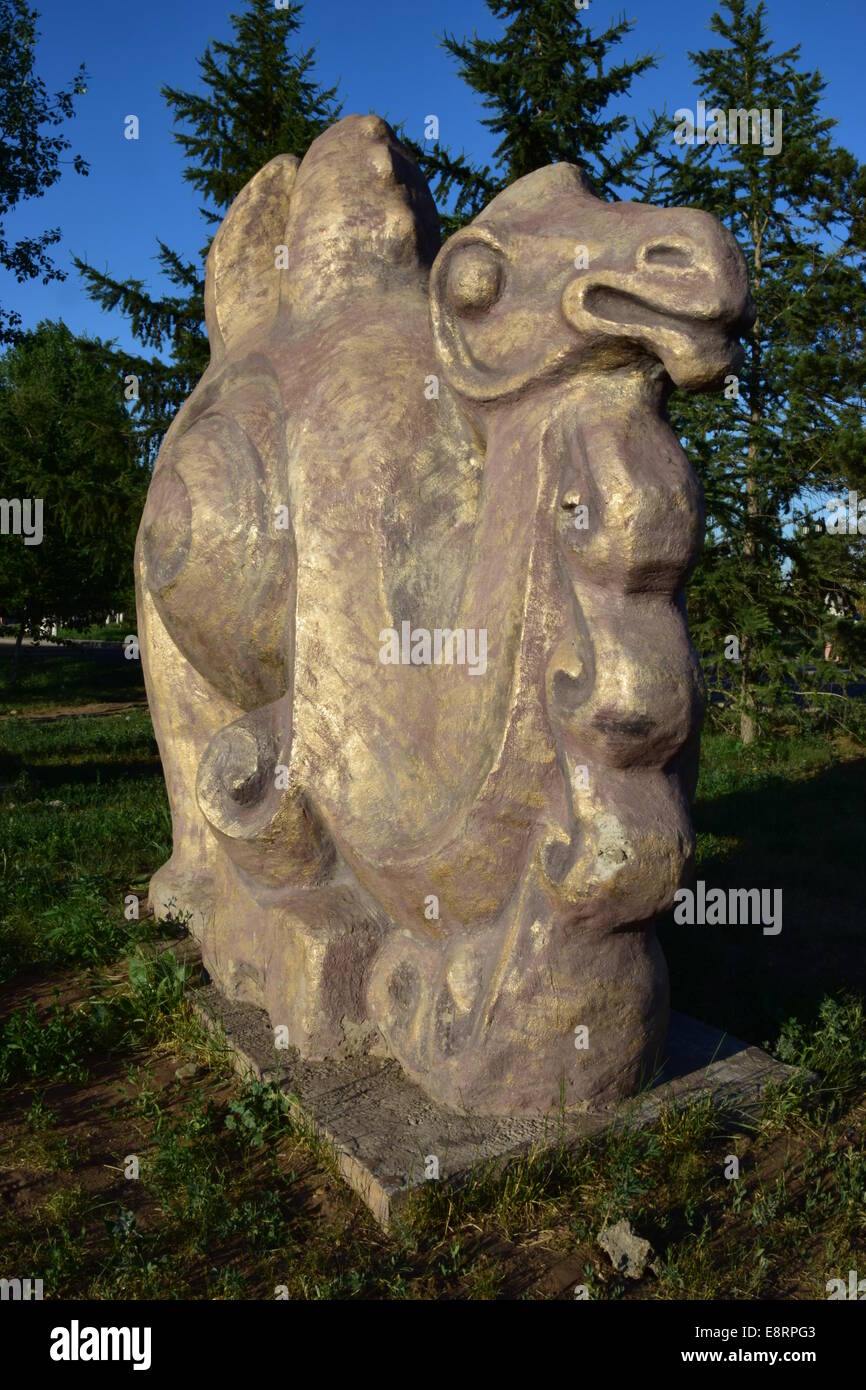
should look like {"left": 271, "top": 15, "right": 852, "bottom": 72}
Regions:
{"left": 597, "top": 1218, "right": 660, "bottom": 1279}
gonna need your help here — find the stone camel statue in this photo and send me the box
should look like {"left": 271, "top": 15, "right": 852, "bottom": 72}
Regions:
{"left": 136, "top": 114, "right": 754, "bottom": 1115}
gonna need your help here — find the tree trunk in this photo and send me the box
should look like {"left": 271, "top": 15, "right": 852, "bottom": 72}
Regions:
{"left": 11, "top": 620, "right": 24, "bottom": 688}
{"left": 740, "top": 468, "right": 759, "bottom": 746}
{"left": 740, "top": 210, "right": 763, "bottom": 747}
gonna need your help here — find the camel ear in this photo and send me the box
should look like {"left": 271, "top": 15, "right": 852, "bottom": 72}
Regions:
{"left": 204, "top": 153, "right": 299, "bottom": 362}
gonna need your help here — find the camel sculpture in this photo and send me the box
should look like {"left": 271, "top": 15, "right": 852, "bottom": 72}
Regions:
{"left": 136, "top": 115, "right": 754, "bottom": 1115}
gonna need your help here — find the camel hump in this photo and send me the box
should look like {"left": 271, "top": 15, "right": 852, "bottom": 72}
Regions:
{"left": 280, "top": 114, "right": 440, "bottom": 323}
{"left": 204, "top": 152, "right": 300, "bottom": 362}
{"left": 205, "top": 116, "right": 440, "bottom": 356}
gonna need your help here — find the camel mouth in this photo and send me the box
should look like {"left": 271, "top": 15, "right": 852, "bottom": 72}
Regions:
{"left": 565, "top": 273, "right": 752, "bottom": 390}
{"left": 584, "top": 279, "right": 746, "bottom": 348}
{"left": 583, "top": 282, "right": 707, "bottom": 333}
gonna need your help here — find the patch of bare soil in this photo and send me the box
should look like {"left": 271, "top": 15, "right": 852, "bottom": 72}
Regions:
{"left": 0, "top": 954, "right": 373, "bottom": 1297}
{"left": 1, "top": 953, "right": 861, "bottom": 1300}
{"left": 0, "top": 701, "right": 148, "bottom": 723}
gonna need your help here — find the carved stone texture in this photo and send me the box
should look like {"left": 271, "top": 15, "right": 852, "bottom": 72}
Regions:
{"left": 137, "top": 114, "right": 754, "bottom": 1116}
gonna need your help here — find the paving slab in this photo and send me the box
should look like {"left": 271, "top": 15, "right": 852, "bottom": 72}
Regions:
{"left": 193, "top": 977, "right": 802, "bottom": 1230}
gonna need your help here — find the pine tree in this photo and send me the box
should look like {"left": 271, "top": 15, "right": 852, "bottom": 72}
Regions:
{"left": 407, "top": 0, "right": 665, "bottom": 235}
{"left": 652, "top": 0, "right": 866, "bottom": 742}
{"left": 75, "top": 0, "right": 339, "bottom": 457}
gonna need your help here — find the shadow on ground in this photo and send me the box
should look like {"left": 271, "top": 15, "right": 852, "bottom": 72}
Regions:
{"left": 659, "top": 756, "right": 866, "bottom": 1046}
{"left": 0, "top": 646, "right": 145, "bottom": 711}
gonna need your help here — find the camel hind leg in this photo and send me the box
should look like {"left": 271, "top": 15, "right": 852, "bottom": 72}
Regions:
{"left": 136, "top": 548, "right": 242, "bottom": 938}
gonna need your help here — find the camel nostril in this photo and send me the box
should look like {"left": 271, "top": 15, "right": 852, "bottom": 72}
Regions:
{"left": 641, "top": 241, "right": 696, "bottom": 271}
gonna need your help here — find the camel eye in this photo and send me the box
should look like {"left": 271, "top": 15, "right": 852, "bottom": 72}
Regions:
{"left": 446, "top": 242, "right": 503, "bottom": 315}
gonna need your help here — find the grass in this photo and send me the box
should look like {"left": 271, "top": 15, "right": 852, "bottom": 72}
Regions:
{"left": 56, "top": 624, "right": 128, "bottom": 643}
{"left": 0, "top": 946, "right": 192, "bottom": 1087}
{"left": 0, "top": 643, "right": 145, "bottom": 714}
{"left": 0, "top": 650, "right": 864, "bottom": 1299}
{"left": 0, "top": 703, "right": 168, "bottom": 981}
{"left": 659, "top": 728, "right": 866, "bottom": 1045}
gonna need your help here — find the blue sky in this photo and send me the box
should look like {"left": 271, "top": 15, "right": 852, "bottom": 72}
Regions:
{"left": 5, "top": 0, "right": 864, "bottom": 357}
